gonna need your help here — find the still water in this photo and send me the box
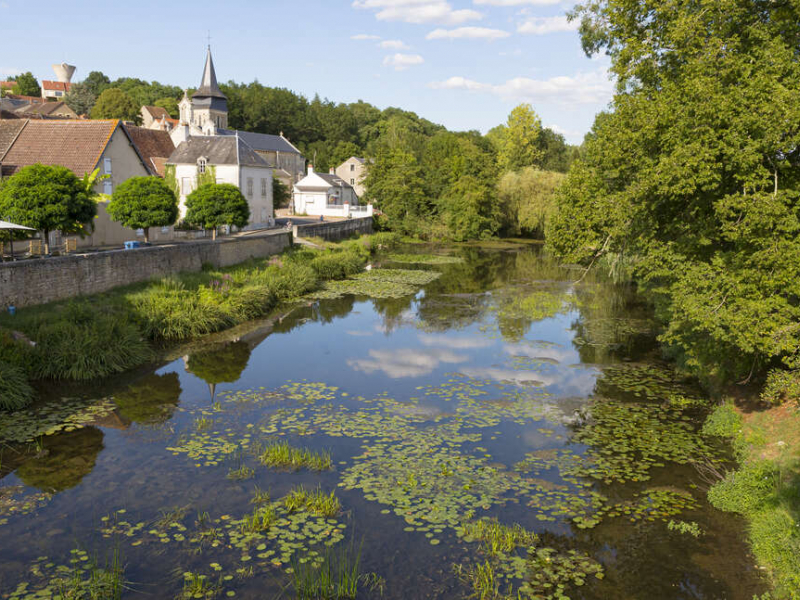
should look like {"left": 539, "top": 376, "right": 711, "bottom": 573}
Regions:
{"left": 0, "top": 243, "right": 766, "bottom": 599}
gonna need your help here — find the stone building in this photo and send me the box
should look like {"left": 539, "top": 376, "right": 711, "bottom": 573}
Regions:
{"left": 335, "top": 156, "right": 368, "bottom": 197}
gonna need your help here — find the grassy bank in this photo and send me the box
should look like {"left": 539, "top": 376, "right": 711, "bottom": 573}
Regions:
{"left": 0, "top": 232, "right": 400, "bottom": 411}
{"left": 703, "top": 401, "right": 800, "bottom": 598}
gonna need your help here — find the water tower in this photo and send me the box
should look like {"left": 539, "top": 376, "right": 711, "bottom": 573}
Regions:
{"left": 51, "top": 63, "right": 76, "bottom": 84}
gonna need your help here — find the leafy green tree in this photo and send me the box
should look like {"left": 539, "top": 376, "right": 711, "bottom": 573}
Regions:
{"left": 154, "top": 96, "right": 179, "bottom": 118}
{"left": 107, "top": 177, "right": 178, "bottom": 243}
{"left": 439, "top": 175, "right": 499, "bottom": 241}
{"left": 272, "top": 175, "right": 291, "bottom": 209}
{"left": 330, "top": 141, "right": 362, "bottom": 169}
{"left": 91, "top": 88, "right": 141, "bottom": 123}
{"left": 82, "top": 71, "right": 111, "bottom": 97}
{"left": 497, "top": 104, "right": 543, "bottom": 172}
{"left": 363, "top": 148, "right": 427, "bottom": 233}
{"left": 185, "top": 183, "right": 250, "bottom": 240}
{"left": 537, "top": 128, "right": 575, "bottom": 173}
{"left": 498, "top": 167, "right": 566, "bottom": 238}
{"left": 64, "top": 82, "right": 96, "bottom": 116}
{"left": 0, "top": 164, "right": 96, "bottom": 254}
{"left": 10, "top": 72, "right": 40, "bottom": 97}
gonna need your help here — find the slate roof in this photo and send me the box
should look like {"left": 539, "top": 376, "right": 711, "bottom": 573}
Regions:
{"left": 296, "top": 171, "right": 354, "bottom": 191}
{"left": 319, "top": 173, "right": 354, "bottom": 189}
{"left": 192, "top": 48, "right": 226, "bottom": 100}
{"left": 124, "top": 125, "right": 175, "bottom": 176}
{"left": 18, "top": 101, "right": 77, "bottom": 117}
{"left": 167, "top": 135, "right": 270, "bottom": 168}
{"left": 217, "top": 129, "right": 302, "bottom": 155}
{"left": 0, "top": 119, "right": 122, "bottom": 177}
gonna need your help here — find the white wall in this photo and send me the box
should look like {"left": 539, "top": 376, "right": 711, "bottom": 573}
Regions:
{"left": 240, "top": 165, "right": 274, "bottom": 227}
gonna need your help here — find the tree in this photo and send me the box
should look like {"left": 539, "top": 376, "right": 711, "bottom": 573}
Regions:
{"left": 64, "top": 82, "right": 96, "bottom": 116}
{"left": 82, "top": 71, "right": 111, "bottom": 97}
{"left": 154, "top": 97, "right": 179, "bottom": 118}
{"left": 11, "top": 72, "right": 40, "bottom": 97}
{"left": 497, "top": 104, "right": 543, "bottom": 172}
{"left": 107, "top": 177, "right": 178, "bottom": 243}
{"left": 498, "top": 167, "right": 565, "bottom": 237}
{"left": 272, "top": 175, "right": 291, "bottom": 209}
{"left": 363, "top": 148, "right": 427, "bottom": 233}
{"left": 185, "top": 183, "right": 250, "bottom": 240}
{"left": 91, "top": 88, "right": 141, "bottom": 123}
{"left": 439, "top": 175, "right": 499, "bottom": 241}
{"left": 0, "top": 164, "right": 96, "bottom": 254}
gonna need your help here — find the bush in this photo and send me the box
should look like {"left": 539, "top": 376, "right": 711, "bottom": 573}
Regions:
{"left": 708, "top": 460, "right": 778, "bottom": 514}
{"left": 0, "top": 361, "right": 36, "bottom": 411}
{"left": 309, "top": 251, "right": 366, "bottom": 280}
{"left": 0, "top": 328, "right": 36, "bottom": 375}
{"left": 30, "top": 303, "right": 154, "bottom": 380}
{"left": 363, "top": 231, "right": 400, "bottom": 253}
{"left": 250, "top": 262, "right": 318, "bottom": 301}
{"left": 761, "top": 369, "right": 800, "bottom": 406}
{"left": 702, "top": 402, "right": 743, "bottom": 439}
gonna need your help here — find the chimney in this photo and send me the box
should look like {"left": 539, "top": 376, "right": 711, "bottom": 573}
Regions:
{"left": 308, "top": 164, "right": 314, "bottom": 174}
{"left": 329, "top": 167, "right": 335, "bottom": 174}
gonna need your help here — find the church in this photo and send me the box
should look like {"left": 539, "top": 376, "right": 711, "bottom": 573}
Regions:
{"left": 169, "top": 47, "right": 306, "bottom": 188}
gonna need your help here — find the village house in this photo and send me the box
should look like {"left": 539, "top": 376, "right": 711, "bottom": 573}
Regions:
{"left": 335, "top": 156, "right": 368, "bottom": 197}
{"left": 169, "top": 48, "right": 306, "bottom": 188}
{"left": 141, "top": 105, "right": 179, "bottom": 132}
{"left": 292, "top": 166, "right": 371, "bottom": 217}
{"left": 166, "top": 134, "right": 274, "bottom": 227}
{"left": 0, "top": 119, "right": 177, "bottom": 249}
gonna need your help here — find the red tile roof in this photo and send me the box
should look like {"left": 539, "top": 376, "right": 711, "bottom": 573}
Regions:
{"left": 0, "top": 81, "right": 15, "bottom": 90}
{"left": 41, "top": 80, "right": 72, "bottom": 93}
{"left": 1, "top": 119, "right": 121, "bottom": 177}
{"left": 123, "top": 125, "right": 175, "bottom": 177}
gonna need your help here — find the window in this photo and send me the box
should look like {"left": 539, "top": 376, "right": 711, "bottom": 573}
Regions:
{"left": 103, "top": 181, "right": 112, "bottom": 195}
{"left": 182, "top": 177, "right": 192, "bottom": 195}
{"left": 104, "top": 158, "right": 112, "bottom": 175}
{"left": 197, "top": 158, "right": 207, "bottom": 174}
{"left": 350, "top": 179, "right": 355, "bottom": 185}
{"left": 247, "top": 178, "right": 253, "bottom": 198}
{"left": 261, "top": 178, "right": 267, "bottom": 197}
{"left": 350, "top": 164, "right": 355, "bottom": 172}
{"left": 55, "top": 91, "right": 63, "bottom": 97}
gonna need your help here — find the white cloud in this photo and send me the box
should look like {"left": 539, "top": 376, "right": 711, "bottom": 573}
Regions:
{"left": 545, "top": 123, "right": 583, "bottom": 138}
{"left": 517, "top": 15, "right": 578, "bottom": 34}
{"left": 474, "top": 0, "right": 562, "bottom": 5}
{"left": 426, "top": 26, "right": 510, "bottom": 40}
{"left": 383, "top": 53, "right": 425, "bottom": 70}
{"left": 348, "top": 348, "right": 469, "bottom": 378}
{"left": 353, "top": 0, "right": 483, "bottom": 25}
{"left": 429, "top": 69, "right": 613, "bottom": 106}
{"left": 351, "top": 33, "right": 381, "bottom": 40}
{"left": 380, "top": 39, "right": 411, "bottom": 50}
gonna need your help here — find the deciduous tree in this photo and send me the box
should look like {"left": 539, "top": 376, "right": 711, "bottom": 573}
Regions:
{"left": 185, "top": 183, "right": 250, "bottom": 240}
{"left": 91, "top": 88, "right": 141, "bottom": 123}
{"left": 107, "top": 177, "right": 178, "bottom": 243}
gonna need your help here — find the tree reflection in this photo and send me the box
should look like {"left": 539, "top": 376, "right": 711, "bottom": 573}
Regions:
{"left": 187, "top": 341, "right": 252, "bottom": 399}
{"left": 114, "top": 372, "right": 183, "bottom": 426}
{"left": 15, "top": 427, "right": 104, "bottom": 493}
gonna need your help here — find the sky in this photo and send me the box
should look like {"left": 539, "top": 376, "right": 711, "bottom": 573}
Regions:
{"left": 0, "top": 0, "right": 614, "bottom": 144}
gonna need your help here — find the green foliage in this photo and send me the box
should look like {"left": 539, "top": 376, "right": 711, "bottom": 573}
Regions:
{"left": 186, "top": 342, "right": 251, "bottom": 386}
{"left": 185, "top": 183, "right": 250, "bottom": 234}
{"left": 153, "top": 96, "right": 179, "bottom": 118}
{"left": 82, "top": 71, "right": 111, "bottom": 97}
{"left": 282, "top": 485, "right": 341, "bottom": 518}
{"left": 0, "top": 362, "right": 35, "bottom": 411}
{"left": 195, "top": 165, "right": 216, "bottom": 189}
{"left": 272, "top": 175, "right": 291, "bottom": 208}
{"left": 497, "top": 168, "right": 565, "bottom": 238}
{"left": 460, "top": 519, "right": 537, "bottom": 555}
{"left": 439, "top": 175, "right": 499, "bottom": 241}
{"left": 64, "top": 82, "right": 96, "bottom": 116}
{"left": 708, "top": 460, "right": 778, "bottom": 515}
{"left": 10, "top": 72, "right": 40, "bottom": 97}
{"left": 91, "top": 88, "right": 141, "bottom": 123}
{"left": 496, "top": 104, "right": 543, "bottom": 172}
{"left": 107, "top": 176, "right": 178, "bottom": 242}
{"left": 667, "top": 520, "right": 703, "bottom": 537}
{"left": 364, "top": 148, "right": 427, "bottom": 233}
{"left": 702, "top": 402, "right": 744, "bottom": 442}
{"left": 761, "top": 370, "right": 800, "bottom": 406}
{"left": 258, "top": 441, "right": 332, "bottom": 471}
{"left": 0, "top": 164, "right": 97, "bottom": 252}
{"left": 29, "top": 303, "right": 154, "bottom": 381}
{"left": 309, "top": 250, "right": 366, "bottom": 280}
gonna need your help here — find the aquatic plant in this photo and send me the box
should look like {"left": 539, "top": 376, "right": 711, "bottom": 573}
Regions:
{"left": 290, "top": 541, "right": 383, "bottom": 600}
{"left": 180, "top": 572, "right": 220, "bottom": 599}
{"left": 667, "top": 519, "right": 703, "bottom": 537}
{"left": 283, "top": 486, "right": 341, "bottom": 518}
{"left": 0, "top": 361, "right": 36, "bottom": 411}
{"left": 459, "top": 519, "right": 538, "bottom": 556}
{"left": 523, "top": 547, "right": 604, "bottom": 599}
{"left": 258, "top": 441, "right": 332, "bottom": 471}
{"left": 453, "top": 561, "right": 501, "bottom": 600}
{"left": 387, "top": 253, "right": 463, "bottom": 265}
{"left": 309, "top": 250, "right": 366, "bottom": 280}
{"left": 226, "top": 465, "right": 255, "bottom": 481}
{"left": 239, "top": 504, "right": 278, "bottom": 534}
{"left": 251, "top": 486, "right": 271, "bottom": 506}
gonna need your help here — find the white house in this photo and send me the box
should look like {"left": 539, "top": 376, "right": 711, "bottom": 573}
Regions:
{"left": 166, "top": 134, "right": 274, "bottom": 228}
{"left": 292, "top": 166, "right": 372, "bottom": 217}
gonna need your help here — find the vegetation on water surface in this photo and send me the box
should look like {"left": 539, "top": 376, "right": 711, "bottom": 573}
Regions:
{"left": 291, "top": 541, "right": 384, "bottom": 600}
{"left": 258, "top": 441, "right": 332, "bottom": 472}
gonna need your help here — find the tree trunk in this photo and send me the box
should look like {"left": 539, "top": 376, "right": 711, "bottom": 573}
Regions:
{"left": 144, "top": 227, "right": 150, "bottom": 244}
{"left": 212, "top": 228, "right": 217, "bottom": 241}
{"left": 43, "top": 229, "right": 50, "bottom": 255}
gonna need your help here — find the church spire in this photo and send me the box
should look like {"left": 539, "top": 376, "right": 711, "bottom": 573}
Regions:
{"left": 193, "top": 46, "right": 226, "bottom": 100}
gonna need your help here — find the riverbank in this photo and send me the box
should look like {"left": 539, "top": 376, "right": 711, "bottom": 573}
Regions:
{"left": 704, "top": 400, "right": 800, "bottom": 599}
{"left": 0, "top": 232, "right": 400, "bottom": 410}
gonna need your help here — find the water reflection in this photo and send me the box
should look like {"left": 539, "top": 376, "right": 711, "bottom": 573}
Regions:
{"left": 114, "top": 372, "right": 182, "bottom": 426}
{"left": 15, "top": 427, "right": 104, "bottom": 493}
{"left": 348, "top": 347, "right": 470, "bottom": 378}
{"left": 186, "top": 341, "right": 252, "bottom": 399}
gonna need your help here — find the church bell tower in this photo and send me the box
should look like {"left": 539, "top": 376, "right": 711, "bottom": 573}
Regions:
{"left": 191, "top": 47, "right": 228, "bottom": 134}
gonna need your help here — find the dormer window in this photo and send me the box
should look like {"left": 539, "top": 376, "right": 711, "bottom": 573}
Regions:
{"left": 198, "top": 157, "right": 207, "bottom": 174}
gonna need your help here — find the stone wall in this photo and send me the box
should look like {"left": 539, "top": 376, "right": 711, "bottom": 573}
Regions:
{"left": 293, "top": 216, "right": 373, "bottom": 241}
{"left": 0, "top": 231, "right": 292, "bottom": 309}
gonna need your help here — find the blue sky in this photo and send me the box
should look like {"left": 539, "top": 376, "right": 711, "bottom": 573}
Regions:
{"left": 1, "top": 0, "right": 613, "bottom": 143}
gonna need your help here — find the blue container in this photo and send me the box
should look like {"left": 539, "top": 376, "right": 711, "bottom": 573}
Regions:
{"left": 7, "top": 306, "right": 15, "bottom": 316}
{"left": 124, "top": 241, "right": 141, "bottom": 250}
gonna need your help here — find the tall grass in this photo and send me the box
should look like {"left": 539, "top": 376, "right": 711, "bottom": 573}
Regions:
{"left": 0, "top": 361, "right": 36, "bottom": 411}
{"left": 291, "top": 541, "right": 384, "bottom": 600}
{"left": 259, "top": 441, "right": 332, "bottom": 471}
{"left": 282, "top": 485, "right": 341, "bottom": 517}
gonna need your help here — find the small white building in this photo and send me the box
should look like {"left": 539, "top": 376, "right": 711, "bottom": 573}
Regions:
{"left": 292, "top": 166, "right": 372, "bottom": 217}
{"left": 166, "top": 134, "right": 274, "bottom": 228}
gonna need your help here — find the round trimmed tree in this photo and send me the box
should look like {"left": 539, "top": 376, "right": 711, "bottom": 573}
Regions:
{"left": 0, "top": 164, "right": 96, "bottom": 254}
{"left": 185, "top": 183, "right": 250, "bottom": 240}
{"left": 107, "top": 176, "right": 178, "bottom": 243}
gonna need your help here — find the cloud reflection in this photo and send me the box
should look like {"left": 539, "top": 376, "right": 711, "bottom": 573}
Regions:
{"left": 418, "top": 334, "right": 494, "bottom": 350}
{"left": 348, "top": 348, "right": 469, "bottom": 378}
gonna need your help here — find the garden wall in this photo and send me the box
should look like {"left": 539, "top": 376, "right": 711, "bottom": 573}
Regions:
{"left": 293, "top": 216, "right": 373, "bottom": 241}
{"left": 0, "top": 231, "right": 292, "bottom": 309}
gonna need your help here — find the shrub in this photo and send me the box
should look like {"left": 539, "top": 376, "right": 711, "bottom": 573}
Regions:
{"left": 0, "top": 361, "right": 36, "bottom": 411}
{"left": 761, "top": 369, "right": 800, "bottom": 406}
{"left": 364, "top": 231, "right": 400, "bottom": 253}
{"left": 0, "top": 328, "right": 36, "bottom": 375}
{"left": 130, "top": 284, "right": 231, "bottom": 342}
{"left": 309, "top": 250, "right": 366, "bottom": 281}
{"left": 30, "top": 304, "right": 154, "bottom": 380}
{"left": 702, "top": 402, "right": 743, "bottom": 439}
{"left": 708, "top": 460, "right": 778, "bottom": 514}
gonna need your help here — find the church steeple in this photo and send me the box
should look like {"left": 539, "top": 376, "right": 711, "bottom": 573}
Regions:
{"left": 193, "top": 46, "right": 226, "bottom": 100}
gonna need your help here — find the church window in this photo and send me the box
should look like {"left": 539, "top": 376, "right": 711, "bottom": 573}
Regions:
{"left": 198, "top": 158, "right": 207, "bottom": 174}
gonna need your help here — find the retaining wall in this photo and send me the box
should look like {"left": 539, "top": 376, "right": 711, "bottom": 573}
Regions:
{"left": 293, "top": 216, "right": 373, "bottom": 241}
{"left": 0, "top": 231, "right": 292, "bottom": 309}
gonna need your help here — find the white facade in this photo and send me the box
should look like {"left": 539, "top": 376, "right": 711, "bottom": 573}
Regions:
{"left": 292, "top": 167, "right": 371, "bottom": 217}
